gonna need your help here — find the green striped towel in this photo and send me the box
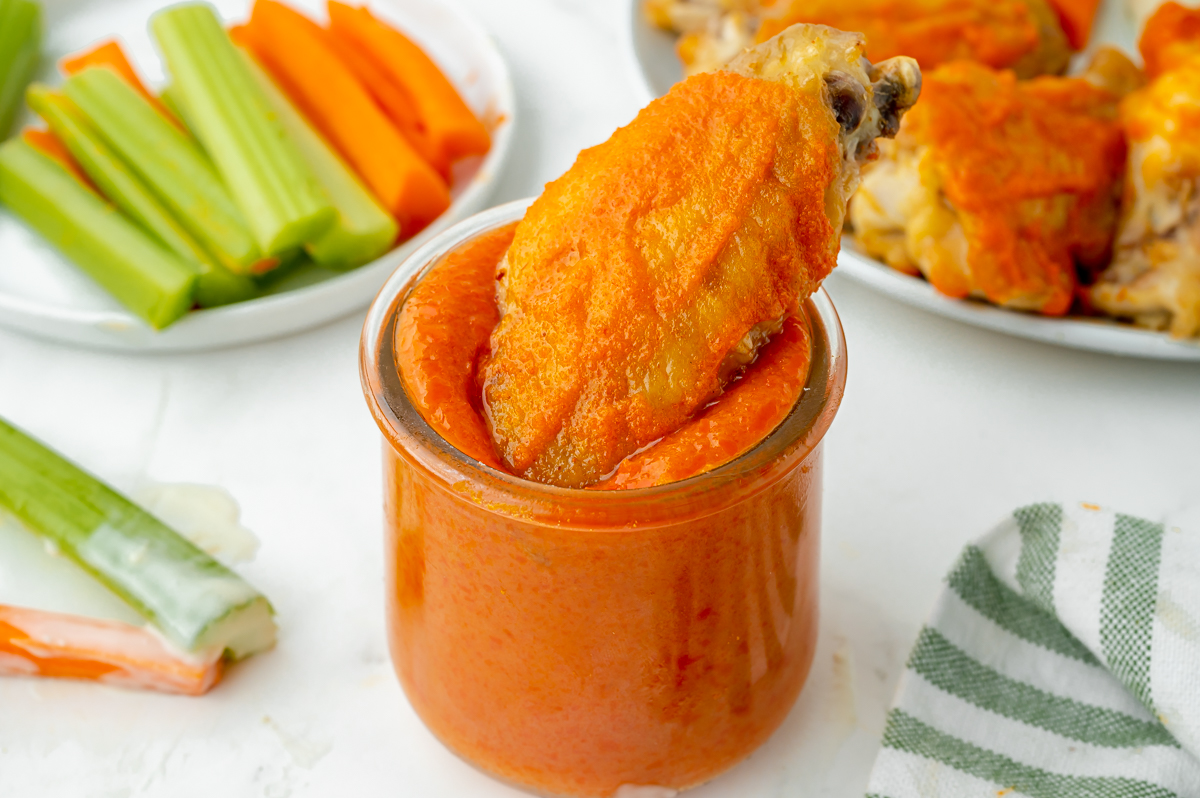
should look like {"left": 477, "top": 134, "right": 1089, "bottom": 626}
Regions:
{"left": 866, "top": 502, "right": 1200, "bottom": 798}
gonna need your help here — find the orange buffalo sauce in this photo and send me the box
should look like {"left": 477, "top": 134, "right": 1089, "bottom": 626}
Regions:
{"left": 369, "top": 214, "right": 839, "bottom": 797}
{"left": 394, "top": 223, "right": 814, "bottom": 489}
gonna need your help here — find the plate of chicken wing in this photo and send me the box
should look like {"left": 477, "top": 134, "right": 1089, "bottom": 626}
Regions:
{"left": 629, "top": 0, "right": 1200, "bottom": 360}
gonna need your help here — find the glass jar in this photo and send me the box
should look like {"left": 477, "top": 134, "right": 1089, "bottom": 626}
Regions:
{"left": 360, "top": 199, "right": 847, "bottom": 797}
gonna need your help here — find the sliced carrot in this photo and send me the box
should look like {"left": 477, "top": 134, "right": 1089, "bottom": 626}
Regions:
{"left": 21, "top": 127, "right": 102, "bottom": 195}
{"left": 59, "top": 39, "right": 185, "bottom": 131}
{"left": 325, "top": 2, "right": 490, "bottom": 166}
{"left": 1047, "top": 0, "right": 1102, "bottom": 49}
{"left": 321, "top": 27, "right": 446, "bottom": 178}
{"left": 242, "top": 0, "right": 449, "bottom": 234}
{"left": 227, "top": 22, "right": 251, "bottom": 46}
{"left": 0, "top": 604, "right": 223, "bottom": 696}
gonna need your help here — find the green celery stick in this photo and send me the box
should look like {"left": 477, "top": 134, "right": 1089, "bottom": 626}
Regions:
{"left": 0, "top": 417, "right": 276, "bottom": 659}
{"left": 0, "top": 0, "right": 40, "bottom": 138}
{"left": 26, "top": 85, "right": 257, "bottom": 307}
{"left": 239, "top": 49, "right": 397, "bottom": 269}
{"left": 152, "top": 4, "right": 336, "bottom": 257}
{"left": 0, "top": 139, "right": 195, "bottom": 329}
{"left": 158, "top": 83, "right": 191, "bottom": 131}
{"left": 63, "top": 66, "right": 263, "bottom": 274}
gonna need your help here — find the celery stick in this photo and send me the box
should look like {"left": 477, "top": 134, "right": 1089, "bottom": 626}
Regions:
{"left": 0, "top": 139, "right": 195, "bottom": 329}
{"left": 239, "top": 49, "right": 397, "bottom": 269}
{"left": 63, "top": 66, "right": 263, "bottom": 274}
{"left": 0, "top": 0, "right": 40, "bottom": 138}
{"left": 158, "top": 83, "right": 191, "bottom": 131}
{"left": 0, "top": 416, "right": 276, "bottom": 660}
{"left": 152, "top": 4, "right": 335, "bottom": 256}
{"left": 26, "top": 86, "right": 257, "bottom": 307}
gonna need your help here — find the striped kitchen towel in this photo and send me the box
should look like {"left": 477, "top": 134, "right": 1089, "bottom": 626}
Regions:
{"left": 866, "top": 502, "right": 1200, "bottom": 798}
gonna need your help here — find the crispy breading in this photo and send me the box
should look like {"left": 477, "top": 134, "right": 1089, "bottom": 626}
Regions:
{"left": 480, "top": 26, "right": 920, "bottom": 487}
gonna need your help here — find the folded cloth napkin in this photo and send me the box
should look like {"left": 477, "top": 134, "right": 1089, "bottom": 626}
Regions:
{"left": 866, "top": 502, "right": 1200, "bottom": 798}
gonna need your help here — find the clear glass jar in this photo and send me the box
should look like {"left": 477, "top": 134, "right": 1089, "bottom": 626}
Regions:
{"left": 360, "top": 199, "right": 847, "bottom": 797}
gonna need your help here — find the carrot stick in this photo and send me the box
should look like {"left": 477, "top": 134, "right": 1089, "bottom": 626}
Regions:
{"left": 21, "top": 127, "right": 101, "bottom": 195}
{"left": 321, "top": 28, "right": 446, "bottom": 178}
{"left": 227, "top": 22, "right": 252, "bottom": 46}
{"left": 59, "top": 39, "right": 185, "bottom": 130}
{"left": 0, "top": 604, "right": 223, "bottom": 696}
{"left": 241, "top": 0, "right": 449, "bottom": 234}
{"left": 326, "top": 2, "right": 490, "bottom": 167}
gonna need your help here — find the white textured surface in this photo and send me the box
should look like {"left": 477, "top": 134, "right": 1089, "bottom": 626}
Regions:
{"left": 0, "top": 1, "right": 1199, "bottom": 796}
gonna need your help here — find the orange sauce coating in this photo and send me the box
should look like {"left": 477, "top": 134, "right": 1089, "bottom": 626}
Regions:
{"left": 394, "top": 224, "right": 513, "bottom": 472}
{"left": 1139, "top": 1, "right": 1200, "bottom": 80}
{"left": 596, "top": 315, "right": 812, "bottom": 490}
{"left": 757, "top": 0, "right": 1040, "bottom": 72}
{"left": 394, "top": 227, "right": 813, "bottom": 488}
{"left": 905, "top": 62, "right": 1126, "bottom": 313}
{"left": 481, "top": 70, "right": 835, "bottom": 488}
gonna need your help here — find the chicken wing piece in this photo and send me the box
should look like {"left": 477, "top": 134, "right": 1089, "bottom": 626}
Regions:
{"left": 480, "top": 25, "right": 921, "bottom": 488}
{"left": 849, "top": 54, "right": 1131, "bottom": 315}
{"left": 647, "top": 0, "right": 1069, "bottom": 79}
{"left": 1137, "top": 1, "right": 1200, "bottom": 79}
{"left": 1090, "top": 5, "right": 1200, "bottom": 338}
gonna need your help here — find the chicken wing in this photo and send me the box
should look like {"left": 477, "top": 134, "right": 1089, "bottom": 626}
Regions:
{"left": 646, "top": 0, "right": 1069, "bottom": 79}
{"left": 480, "top": 25, "right": 920, "bottom": 488}
{"left": 849, "top": 54, "right": 1131, "bottom": 315}
{"left": 1136, "top": 1, "right": 1200, "bottom": 79}
{"left": 1090, "top": 3, "right": 1200, "bottom": 337}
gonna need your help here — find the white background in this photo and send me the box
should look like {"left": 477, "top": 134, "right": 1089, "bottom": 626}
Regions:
{"left": 2, "top": 1, "right": 1199, "bottom": 796}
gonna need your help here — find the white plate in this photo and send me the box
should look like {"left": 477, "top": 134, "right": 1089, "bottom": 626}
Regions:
{"left": 625, "top": 0, "right": 681, "bottom": 101}
{"left": 625, "top": 0, "right": 1200, "bottom": 360}
{"left": 839, "top": 248, "right": 1200, "bottom": 360}
{"left": 0, "top": 0, "right": 514, "bottom": 352}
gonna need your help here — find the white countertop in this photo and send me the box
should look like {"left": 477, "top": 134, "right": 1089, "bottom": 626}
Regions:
{"left": 2, "top": 1, "right": 1199, "bottom": 796}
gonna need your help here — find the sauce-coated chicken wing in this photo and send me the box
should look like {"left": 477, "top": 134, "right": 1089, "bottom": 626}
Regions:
{"left": 849, "top": 56, "right": 1131, "bottom": 315}
{"left": 481, "top": 25, "right": 920, "bottom": 487}
{"left": 646, "top": 0, "right": 1069, "bottom": 78}
{"left": 1091, "top": 3, "right": 1200, "bottom": 337}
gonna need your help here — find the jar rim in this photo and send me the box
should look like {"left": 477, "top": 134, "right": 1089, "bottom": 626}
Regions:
{"left": 359, "top": 198, "right": 848, "bottom": 529}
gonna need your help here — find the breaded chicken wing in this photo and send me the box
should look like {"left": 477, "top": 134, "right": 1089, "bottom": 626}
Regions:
{"left": 646, "top": 0, "right": 1069, "bottom": 78}
{"left": 1091, "top": 4, "right": 1200, "bottom": 337}
{"left": 481, "top": 26, "right": 920, "bottom": 488}
{"left": 849, "top": 55, "right": 1131, "bottom": 315}
{"left": 1136, "top": 1, "right": 1200, "bottom": 79}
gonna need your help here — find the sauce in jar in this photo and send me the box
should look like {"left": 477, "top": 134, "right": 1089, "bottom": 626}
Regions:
{"left": 361, "top": 201, "right": 846, "bottom": 797}
{"left": 393, "top": 222, "right": 814, "bottom": 490}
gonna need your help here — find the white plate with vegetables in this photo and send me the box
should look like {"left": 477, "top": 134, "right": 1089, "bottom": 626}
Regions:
{"left": 0, "top": 0, "right": 513, "bottom": 352}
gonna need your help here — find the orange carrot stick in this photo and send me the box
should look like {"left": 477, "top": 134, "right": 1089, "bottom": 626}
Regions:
{"left": 242, "top": 0, "right": 449, "bottom": 234}
{"left": 325, "top": 2, "right": 490, "bottom": 166}
{"left": 233, "top": 18, "right": 442, "bottom": 173}
{"left": 321, "top": 28, "right": 446, "bottom": 178}
{"left": 59, "top": 39, "right": 184, "bottom": 130}
{"left": 227, "top": 22, "right": 252, "bottom": 46}
{"left": 21, "top": 127, "right": 102, "bottom": 195}
{"left": 0, "top": 604, "right": 223, "bottom": 696}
